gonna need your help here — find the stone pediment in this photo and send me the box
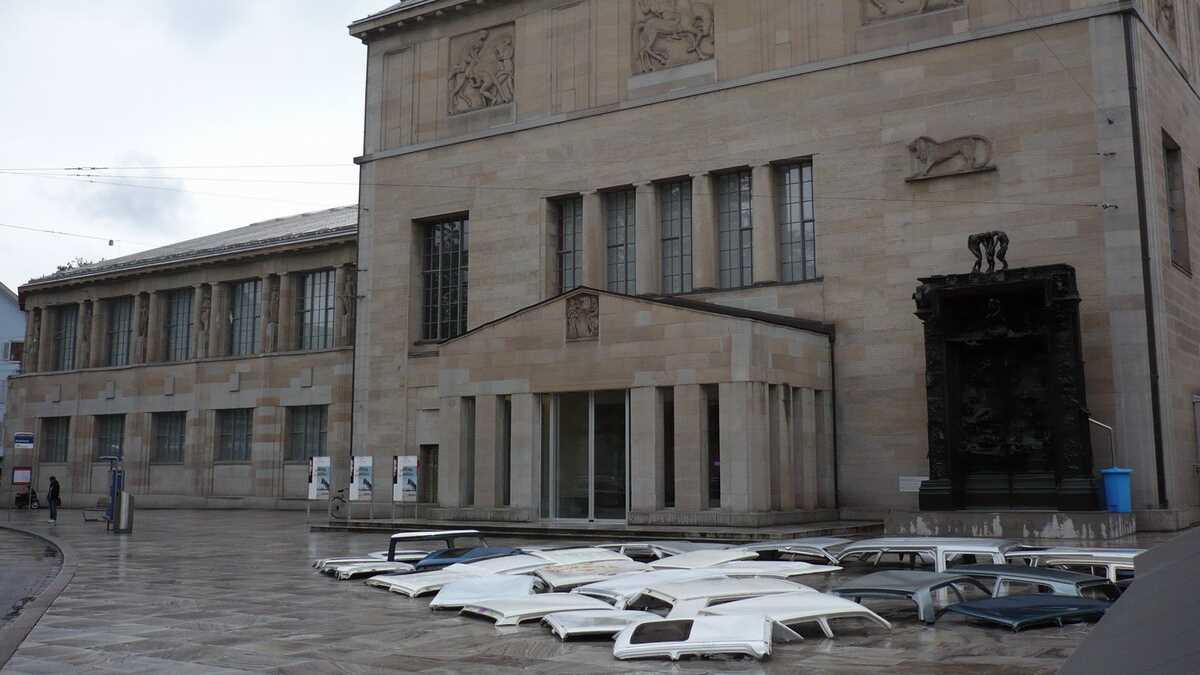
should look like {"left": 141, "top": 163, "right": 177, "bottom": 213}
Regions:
{"left": 437, "top": 288, "right": 833, "bottom": 397}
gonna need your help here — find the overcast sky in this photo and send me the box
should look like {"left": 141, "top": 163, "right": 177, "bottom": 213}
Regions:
{"left": 0, "top": 0, "right": 383, "bottom": 292}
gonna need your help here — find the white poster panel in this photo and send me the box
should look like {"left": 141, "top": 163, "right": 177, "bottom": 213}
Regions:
{"left": 308, "top": 456, "right": 331, "bottom": 500}
{"left": 350, "top": 455, "right": 374, "bottom": 501}
{"left": 394, "top": 455, "right": 418, "bottom": 503}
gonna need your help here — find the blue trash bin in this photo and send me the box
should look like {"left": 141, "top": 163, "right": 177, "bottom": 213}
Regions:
{"left": 1100, "top": 467, "right": 1133, "bottom": 513}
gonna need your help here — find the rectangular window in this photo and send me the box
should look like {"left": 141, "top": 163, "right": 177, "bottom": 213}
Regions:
{"left": 777, "top": 161, "right": 818, "bottom": 282}
{"left": 1164, "top": 133, "right": 1190, "bottom": 272}
{"left": 216, "top": 409, "right": 253, "bottom": 462}
{"left": 659, "top": 179, "right": 693, "bottom": 294}
{"left": 152, "top": 412, "right": 186, "bottom": 463}
{"left": 500, "top": 395, "right": 512, "bottom": 507}
{"left": 717, "top": 170, "right": 754, "bottom": 289}
{"left": 605, "top": 189, "right": 637, "bottom": 294}
{"left": 40, "top": 417, "right": 70, "bottom": 463}
{"left": 94, "top": 414, "right": 125, "bottom": 460}
{"left": 556, "top": 197, "right": 583, "bottom": 293}
{"left": 704, "top": 384, "right": 721, "bottom": 508}
{"left": 286, "top": 405, "right": 328, "bottom": 461}
{"left": 422, "top": 216, "right": 470, "bottom": 341}
{"left": 462, "top": 397, "right": 475, "bottom": 506}
{"left": 419, "top": 444, "right": 439, "bottom": 503}
{"left": 164, "top": 289, "right": 193, "bottom": 362}
{"left": 661, "top": 387, "right": 675, "bottom": 508}
{"left": 229, "top": 280, "right": 262, "bottom": 356}
{"left": 297, "top": 270, "right": 336, "bottom": 350}
{"left": 106, "top": 297, "right": 133, "bottom": 367}
{"left": 53, "top": 304, "right": 78, "bottom": 371}
{"left": 5, "top": 341, "right": 24, "bottom": 363}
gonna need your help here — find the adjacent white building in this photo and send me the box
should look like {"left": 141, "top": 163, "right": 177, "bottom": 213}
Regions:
{"left": 0, "top": 282, "right": 27, "bottom": 468}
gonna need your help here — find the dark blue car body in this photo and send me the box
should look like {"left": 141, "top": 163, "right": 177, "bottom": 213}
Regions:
{"left": 413, "top": 546, "right": 519, "bottom": 571}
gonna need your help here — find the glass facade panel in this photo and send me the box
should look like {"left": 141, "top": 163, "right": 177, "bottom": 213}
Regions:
{"left": 604, "top": 190, "right": 636, "bottom": 294}
{"left": 717, "top": 170, "right": 754, "bottom": 288}
{"left": 229, "top": 280, "right": 262, "bottom": 356}
{"left": 152, "top": 412, "right": 186, "bottom": 463}
{"left": 298, "top": 270, "right": 336, "bottom": 350}
{"left": 216, "top": 408, "right": 253, "bottom": 462}
{"left": 106, "top": 297, "right": 133, "bottom": 367}
{"left": 165, "top": 289, "right": 193, "bottom": 362}
{"left": 593, "top": 390, "right": 627, "bottom": 520}
{"left": 40, "top": 417, "right": 70, "bottom": 462}
{"left": 53, "top": 304, "right": 78, "bottom": 371}
{"left": 286, "top": 405, "right": 328, "bottom": 461}
{"left": 95, "top": 414, "right": 125, "bottom": 460}
{"left": 659, "top": 179, "right": 693, "bottom": 294}
{"left": 422, "top": 216, "right": 470, "bottom": 340}
{"left": 777, "top": 161, "right": 818, "bottom": 282}
{"left": 556, "top": 197, "right": 583, "bottom": 293}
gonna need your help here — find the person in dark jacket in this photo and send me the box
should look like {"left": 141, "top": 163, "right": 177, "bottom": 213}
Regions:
{"left": 47, "top": 476, "right": 60, "bottom": 524}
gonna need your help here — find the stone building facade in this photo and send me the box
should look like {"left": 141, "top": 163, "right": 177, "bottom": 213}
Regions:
{"left": 348, "top": 0, "right": 1200, "bottom": 529}
{"left": 0, "top": 208, "right": 357, "bottom": 509}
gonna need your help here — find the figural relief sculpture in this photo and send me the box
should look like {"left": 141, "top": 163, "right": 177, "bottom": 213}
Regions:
{"left": 633, "top": 0, "right": 714, "bottom": 75}
{"left": 907, "top": 135, "right": 995, "bottom": 181}
{"left": 197, "top": 287, "right": 211, "bottom": 358}
{"left": 864, "top": 0, "right": 965, "bottom": 24}
{"left": 448, "top": 25, "right": 515, "bottom": 115}
{"left": 1157, "top": 0, "right": 1177, "bottom": 41}
{"left": 968, "top": 231, "right": 1010, "bottom": 274}
{"left": 566, "top": 293, "right": 600, "bottom": 341}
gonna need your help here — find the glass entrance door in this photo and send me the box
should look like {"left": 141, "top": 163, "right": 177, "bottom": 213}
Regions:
{"left": 545, "top": 391, "right": 628, "bottom": 521}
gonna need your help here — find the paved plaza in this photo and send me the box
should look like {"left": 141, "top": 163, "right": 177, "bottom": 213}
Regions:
{"left": 0, "top": 510, "right": 1170, "bottom": 674}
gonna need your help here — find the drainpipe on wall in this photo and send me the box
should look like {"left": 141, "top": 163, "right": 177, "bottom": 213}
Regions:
{"left": 1123, "top": 12, "right": 1169, "bottom": 510}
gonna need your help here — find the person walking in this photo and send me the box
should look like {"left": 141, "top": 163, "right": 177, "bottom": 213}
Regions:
{"left": 47, "top": 476, "right": 61, "bottom": 525}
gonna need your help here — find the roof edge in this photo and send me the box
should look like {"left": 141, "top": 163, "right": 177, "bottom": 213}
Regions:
{"left": 21, "top": 224, "right": 357, "bottom": 293}
{"left": 440, "top": 286, "right": 834, "bottom": 347}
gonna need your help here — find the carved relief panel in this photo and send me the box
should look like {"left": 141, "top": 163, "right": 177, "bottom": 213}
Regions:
{"left": 1156, "top": 0, "right": 1177, "bottom": 43}
{"left": 863, "top": 0, "right": 965, "bottom": 24}
{"left": 632, "top": 0, "right": 714, "bottom": 75}
{"left": 448, "top": 24, "right": 515, "bottom": 115}
{"left": 566, "top": 293, "right": 599, "bottom": 341}
{"left": 907, "top": 135, "right": 996, "bottom": 182}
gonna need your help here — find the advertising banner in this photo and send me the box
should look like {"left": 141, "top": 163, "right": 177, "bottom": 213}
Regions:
{"left": 13, "top": 432, "right": 34, "bottom": 450}
{"left": 350, "top": 456, "right": 374, "bottom": 501}
{"left": 307, "top": 456, "right": 331, "bottom": 500}
{"left": 394, "top": 455, "right": 418, "bottom": 503}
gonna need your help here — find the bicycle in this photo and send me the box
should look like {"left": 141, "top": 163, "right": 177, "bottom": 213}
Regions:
{"left": 328, "top": 488, "right": 349, "bottom": 520}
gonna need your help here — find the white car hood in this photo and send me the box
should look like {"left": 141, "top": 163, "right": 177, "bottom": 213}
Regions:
{"left": 330, "top": 560, "right": 415, "bottom": 580}
{"left": 443, "top": 554, "right": 553, "bottom": 575}
{"left": 529, "top": 547, "right": 635, "bottom": 566}
{"left": 699, "top": 591, "right": 892, "bottom": 638}
{"left": 612, "top": 615, "right": 800, "bottom": 661}
{"left": 649, "top": 549, "right": 759, "bottom": 569}
{"left": 572, "top": 569, "right": 730, "bottom": 609}
{"left": 459, "top": 593, "right": 616, "bottom": 625}
{"left": 429, "top": 575, "right": 539, "bottom": 609}
{"left": 535, "top": 560, "right": 651, "bottom": 591}
{"left": 365, "top": 568, "right": 477, "bottom": 596}
{"left": 636, "top": 576, "right": 814, "bottom": 618}
{"left": 543, "top": 609, "right": 660, "bottom": 640}
{"left": 713, "top": 560, "right": 842, "bottom": 579}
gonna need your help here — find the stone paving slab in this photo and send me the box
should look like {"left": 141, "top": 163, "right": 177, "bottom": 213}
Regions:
{"left": 0, "top": 509, "right": 1175, "bottom": 674}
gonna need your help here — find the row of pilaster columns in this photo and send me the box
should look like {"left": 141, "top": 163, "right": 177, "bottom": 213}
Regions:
{"left": 437, "top": 383, "right": 835, "bottom": 516}
{"left": 20, "top": 264, "right": 357, "bottom": 373}
{"left": 572, "top": 165, "right": 781, "bottom": 295}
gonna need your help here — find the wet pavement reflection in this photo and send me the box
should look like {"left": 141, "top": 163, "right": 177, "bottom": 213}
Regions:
{"left": 0, "top": 510, "right": 1177, "bottom": 674}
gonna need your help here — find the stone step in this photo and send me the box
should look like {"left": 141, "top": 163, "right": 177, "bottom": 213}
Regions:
{"left": 310, "top": 518, "right": 883, "bottom": 542}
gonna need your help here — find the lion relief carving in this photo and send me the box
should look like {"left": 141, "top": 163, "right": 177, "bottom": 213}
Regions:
{"left": 907, "top": 135, "right": 995, "bottom": 181}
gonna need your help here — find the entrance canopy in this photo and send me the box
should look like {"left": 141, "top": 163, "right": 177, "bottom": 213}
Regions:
{"left": 433, "top": 288, "right": 836, "bottom": 526}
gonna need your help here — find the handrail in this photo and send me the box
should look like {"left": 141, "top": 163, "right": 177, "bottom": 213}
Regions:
{"left": 1088, "top": 417, "right": 1117, "bottom": 467}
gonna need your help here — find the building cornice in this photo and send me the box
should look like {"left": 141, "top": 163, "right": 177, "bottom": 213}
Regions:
{"left": 348, "top": 0, "right": 501, "bottom": 43}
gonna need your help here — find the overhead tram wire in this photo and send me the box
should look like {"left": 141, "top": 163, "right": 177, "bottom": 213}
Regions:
{"left": 0, "top": 169, "right": 1107, "bottom": 210}
{"left": 0, "top": 171, "right": 336, "bottom": 208}
{"left": 0, "top": 221, "right": 161, "bottom": 247}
